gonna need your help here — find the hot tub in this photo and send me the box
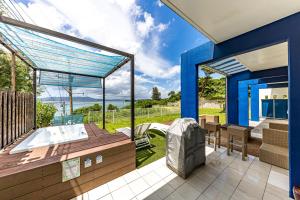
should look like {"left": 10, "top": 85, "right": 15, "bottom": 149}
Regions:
{"left": 10, "top": 124, "right": 88, "bottom": 154}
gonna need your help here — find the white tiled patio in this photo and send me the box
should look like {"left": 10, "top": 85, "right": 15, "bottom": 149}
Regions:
{"left": 72, "top": 146, "right": 290, "bottom": 200}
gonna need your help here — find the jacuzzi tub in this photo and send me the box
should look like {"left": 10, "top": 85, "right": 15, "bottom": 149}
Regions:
{"left": 10, "top": 124, "right": 88, "bottom": 154}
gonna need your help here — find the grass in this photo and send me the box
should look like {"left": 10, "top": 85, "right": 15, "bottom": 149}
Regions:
{"left": 94, "top": 108, "right": 225, "bottom": 168}
{"left": 104, "top": 113, "right": 180, "bottom": 133}
{"left": 136, "top": 130, "right": 166, "bottom": 168}
{"left": 199, "top": 108, "right": 226, "bottom": 124}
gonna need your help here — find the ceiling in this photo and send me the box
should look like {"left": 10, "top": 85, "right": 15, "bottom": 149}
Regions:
{"left": 161, "top": 0, "right": 300, "bottom": 43}
{"left": 236, "top": 42, "right": 288, "bottom": 72}
{"left": 207, "top": 42, "right": 288, "bottom": 75}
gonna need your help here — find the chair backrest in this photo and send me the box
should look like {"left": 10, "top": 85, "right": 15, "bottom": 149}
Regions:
{"left": 269, "top": 122, "right": 288, "bottom": 131}
{"left": 135, "top": 123, "right": 152, "bottom": 138}
{"left": 199, "top": 115, "right": 219, "bottom": 128}
{"left": 262, "top": 128, "right": 288, "bottom": 148}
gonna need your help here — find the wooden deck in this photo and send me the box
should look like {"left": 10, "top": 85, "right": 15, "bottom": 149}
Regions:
{"left": 0, "top": 123, "right": 136, "bottom": 200}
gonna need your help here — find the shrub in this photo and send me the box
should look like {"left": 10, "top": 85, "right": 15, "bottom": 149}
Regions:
{"left": 73, "top": 103, "right": 102, "bottom": 115}
{"left": 107, "top": 104, "right": 118, "bottom": 111}
{"left": 37, "top": 101, "right": 57, "bottom": 128}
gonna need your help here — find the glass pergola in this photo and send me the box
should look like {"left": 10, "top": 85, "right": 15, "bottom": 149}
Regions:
{"left": 0, "top": 15, "right": 135, "bottom": 140}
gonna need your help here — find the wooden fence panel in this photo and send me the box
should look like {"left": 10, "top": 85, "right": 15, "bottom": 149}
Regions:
{"left": 12, "top": 92, "right": 16, "bottom": 141}
{"left": 0, "top": 91, "right": 34, "bottom": 149}
{"left": 21, "top": 93, "right": 24, "bottom": 135}
{"left": 15, "top": 93, "right": 19, "bottom": 138}
{"left": 0, "top": 92, "right": 2, "bottom": 148}
{"left": 18, "top": 93, "right": 21, "bottom": 137}
{"left": 3, "top": 92, "right": 7, "bottom": 147}
{"left": 7, "top": 93, "right": 11, "bottom": 144}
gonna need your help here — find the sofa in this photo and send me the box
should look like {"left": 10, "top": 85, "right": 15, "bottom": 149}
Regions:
{"left": 259, "top": 124, "right": 288, "bottom": 169}
{"left": 269, "top": 122, "right": 288, "bottom": 131}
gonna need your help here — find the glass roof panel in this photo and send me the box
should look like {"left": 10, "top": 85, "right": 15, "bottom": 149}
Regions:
{"left": 0, "top": 22, "right": 126, "bottom": 77}
{"left": 39, "top": 71, "right": 102, "bottom": 88}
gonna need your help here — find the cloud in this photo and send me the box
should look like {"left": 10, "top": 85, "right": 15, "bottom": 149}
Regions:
{"left": 17, "top": 0, "right": 180, "bottom": 98}
{"left": 156, "top": 0, "right": 164, "bottom": 7}
{"left": 136, "top": 12, "right": 154, "bottom": 38}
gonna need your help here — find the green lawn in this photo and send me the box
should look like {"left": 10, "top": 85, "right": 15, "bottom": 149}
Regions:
{"left": 95, "top": 108, "right": 225, "bottom": 168}
{"left": 136, "top": 130, "right": 166, "bottom": 168}
{"left": 103, "top": 113, "right": 180, "bottom": 133}
{"left": 199, "top": 108, "right": 226, "bottom": 124}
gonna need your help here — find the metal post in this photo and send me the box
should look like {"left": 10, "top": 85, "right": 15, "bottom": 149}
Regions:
{"left": 102, "top": 78, "right": 105, "bottom": 129}
{"left": 33, "top": 69, "right": 37, "bottom": 129}
{"left": 130, "top": 56, "right": 135, "bottom": 141}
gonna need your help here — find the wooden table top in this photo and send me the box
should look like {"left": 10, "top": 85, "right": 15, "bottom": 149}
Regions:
{"left": 0, "top": 123, "right": 130, "bottom": 177}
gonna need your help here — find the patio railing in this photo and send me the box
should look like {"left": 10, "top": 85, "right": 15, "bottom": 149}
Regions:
{"left": 0, "top": 91, "right": 34, "bottom": 149}
{"left": 88, "top": 107, "right": 180, "bottom": 124}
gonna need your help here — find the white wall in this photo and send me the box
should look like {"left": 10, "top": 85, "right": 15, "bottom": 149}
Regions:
{"left": 259, "top": 87, "right": 288, "bottom": 118}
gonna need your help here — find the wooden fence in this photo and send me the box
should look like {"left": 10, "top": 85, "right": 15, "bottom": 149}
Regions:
{"left": 0, "top": 91, "right": 34, "bottom": 149}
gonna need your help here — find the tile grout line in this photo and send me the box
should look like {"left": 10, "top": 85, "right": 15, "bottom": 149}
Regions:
{"left": 228, "top": 156, "right": 255, "bottom": 200}
{"left": 163, "top": 147, "right": 234, "bottom": 200}
{"left": 197, "top": 149, "right": 240, "bottom": 199}
{"left": 129, "top": 160, "right": 167, "bottom": 200}
{"left": 261, "top": 165, "right": 273, "bottom": 200}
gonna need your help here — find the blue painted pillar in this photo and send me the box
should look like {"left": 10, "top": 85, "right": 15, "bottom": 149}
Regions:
{"left": 181, "top": 52, "right": 199, "bottom": 120}
{"left": 288, "top": 37, "right": 300, "bottom": 197}
{"left": 227, "top": 71, "right": 251, "bottom": 125}
{"left": 238, "top": 80, "right": 249, "bottom": 126}
{"left": 250, "top": 84, "right": 267, "bottom": 121}
{"left": 181, "top": 42, "right": 214, "bottom": 121}
{"left": 250, "top": 84, "right": 260, "bottom": 122}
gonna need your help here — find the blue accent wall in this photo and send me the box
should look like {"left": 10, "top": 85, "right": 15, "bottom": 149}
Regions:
{"left": 180, "top": 12, "right": 300, "bottom": 197}
{"left": 288, "top": 36, "right": 300, "bottom": 197}
{"left": 238, "top": 80, "right": 250, "bottom": 126}
{"left": 250, "top": 84, "right": 267, "bottom": 121}
{"left": 181, "top": 42, "right": 214, "bottom": 121}
{"left": 251, "top": 83, "right": 288, "bottom": 122}
{"left": 226, "top": 67, "right": 287, "bottom": 125}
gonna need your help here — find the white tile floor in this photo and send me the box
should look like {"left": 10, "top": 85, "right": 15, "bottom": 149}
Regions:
{"left": 72, "top": 146, "right": 291, "bottom": 200}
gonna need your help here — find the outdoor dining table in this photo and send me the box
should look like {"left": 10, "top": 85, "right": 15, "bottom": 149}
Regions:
{"left": 224, "top": 125, "right": 250, "bottom": 161}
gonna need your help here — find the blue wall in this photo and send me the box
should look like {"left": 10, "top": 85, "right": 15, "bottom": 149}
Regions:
{"left": 227, "top": 67, "right": 288, "bottom": 125}
{"left": 251, "top": 84, "right": 267, "bottom": 121}
{"left": 238, "top": 79, "right": 258, "bottom": 126}
{"left": 288, "top": 36, "right": 300, "bottom": 198}
{"left": 181, "top": 12, "right": 300, "bottom": 197}
{"left": 181, "top": 42, "right": 214, "bottom": 121}
{"left": 251, "top": 83, "right": 288, "bottom": 122}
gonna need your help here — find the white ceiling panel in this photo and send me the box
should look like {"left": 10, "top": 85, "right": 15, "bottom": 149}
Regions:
{"left": 162, "top": 0, "right": 300, "bottom": 43}
{"left": 235, "top": 42, "right": 288, "bottom": 72}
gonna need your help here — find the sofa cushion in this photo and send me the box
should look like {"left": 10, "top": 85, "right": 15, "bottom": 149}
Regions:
{"left": 260, "top": 143, "right": 288, "bottom": 169}
{"left": 269, "top": 122, "right": 288, "bottom": 131}
{"left": 262, "top": 128, "right": 288, "bottom": 148}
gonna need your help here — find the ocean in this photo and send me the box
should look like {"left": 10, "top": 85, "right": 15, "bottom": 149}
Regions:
{"left": 43, "top": 100, "right": 129, "bottom": 116}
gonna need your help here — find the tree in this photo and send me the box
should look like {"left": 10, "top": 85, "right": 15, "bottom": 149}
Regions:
{"left": 151, "top": 87, "right": 161, "bottom": 100}
{"left": 36, "top": 101, "right": 57, "bottom": 128}
{"left": 107, "top": 104, "right": 118, "bottom": 111}
{"left": 167, "top": 91, "right": 181, "bottom": 102}
{"left": 198, "top": 77, "right": 225, "bottom": 99}
{"left": 168, "top": 91, "right": 175, "bottom": 97}
{"left": 73, "top": 103, "right": 102, "bottom": 115}
{"left": 0, "top": 50, "right": 33, "bottom": 92}
{"left": 199, "top": 66, "right": 215, "bottom": 98}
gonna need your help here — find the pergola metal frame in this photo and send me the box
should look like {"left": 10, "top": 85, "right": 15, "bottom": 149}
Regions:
{"left": 0, "top": 15, "right": 135, "bottom": 141}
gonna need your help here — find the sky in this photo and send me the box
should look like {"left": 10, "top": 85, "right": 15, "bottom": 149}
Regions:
{"left": 15, "top": 0, "right": 213, "bottom": 100}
